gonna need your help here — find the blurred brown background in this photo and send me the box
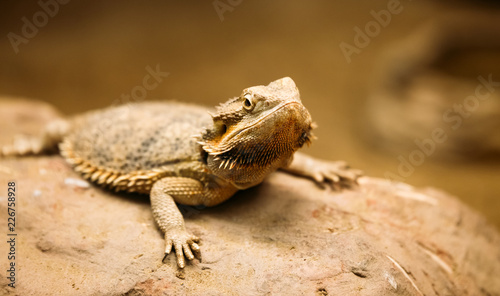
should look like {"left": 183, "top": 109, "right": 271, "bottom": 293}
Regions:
{"left": 0, "top": 1, "right": 499, "bottom": 229}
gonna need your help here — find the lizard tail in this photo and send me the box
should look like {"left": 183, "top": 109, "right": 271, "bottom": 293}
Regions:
{"left": 1, "top": 119, "right": 70, "bottom": 157}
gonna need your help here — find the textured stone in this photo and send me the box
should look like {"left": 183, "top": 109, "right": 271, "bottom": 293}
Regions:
{"left": 0, "top": 98, "right": 499, "bottom": 296}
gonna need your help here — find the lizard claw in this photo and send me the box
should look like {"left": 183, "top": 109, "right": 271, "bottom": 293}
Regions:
{"left": 309, "top": 160, "right": 363, "bottom": 190}
{"left": 162, "top": 229, "right": 201, "bottom": 268}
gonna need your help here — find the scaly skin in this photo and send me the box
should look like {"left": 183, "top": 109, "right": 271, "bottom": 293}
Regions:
{"left": 0, "top": 77, "right": 362, "bottom": 268}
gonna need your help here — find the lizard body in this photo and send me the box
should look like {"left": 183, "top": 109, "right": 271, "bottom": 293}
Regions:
{"left": 1, "top": 77, "right": 361, "bottom": 268}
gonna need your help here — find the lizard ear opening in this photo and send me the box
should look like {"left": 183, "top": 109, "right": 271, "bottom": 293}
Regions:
{"left": 197, "top": 121, "right": 231, "bottom": 156}
{"left": 209, "top": 119, "right": 228, "bottom": 138}
{"left": 217, "top": 122, "right": 227, "bottom": 135}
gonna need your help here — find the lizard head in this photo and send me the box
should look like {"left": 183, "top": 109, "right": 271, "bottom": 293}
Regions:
{"left": 198, "top": 77, "right": 316, "bottom": 189}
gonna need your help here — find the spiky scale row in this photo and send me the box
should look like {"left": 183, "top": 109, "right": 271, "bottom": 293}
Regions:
{"left": 59, "top": 138, "right": 167, "bottom": 194}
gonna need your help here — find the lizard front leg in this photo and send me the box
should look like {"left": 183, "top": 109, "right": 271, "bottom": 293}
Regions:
{"left": 150, "top": 177, "right": 203, "bottom": 268}
{"left": 281, "top": 152, "right": 363, "bottom": 189}
{"left": 150, "top": 176, "right": 237, "bottom": 268}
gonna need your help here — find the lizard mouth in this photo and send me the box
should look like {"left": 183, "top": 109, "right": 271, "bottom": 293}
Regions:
{"left": 199, "top": 101, "right": 315, "bottom": 183}
{"left": 226, "top": 101, "right": 303, "bottom": 139}
{"left": 201, "top": 101, "right": 311, "bottom": 154}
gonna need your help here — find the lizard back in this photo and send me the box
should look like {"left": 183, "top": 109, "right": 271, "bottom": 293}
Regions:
{"left": 60, "top": 102, "right": 213, "bottom": 193}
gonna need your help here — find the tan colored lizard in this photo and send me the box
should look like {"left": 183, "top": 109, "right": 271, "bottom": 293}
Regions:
{"left": 0, "top": 77, "right": 361, "bottom": 268}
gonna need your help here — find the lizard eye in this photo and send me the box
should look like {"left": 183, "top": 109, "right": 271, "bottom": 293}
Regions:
{"left": 242, "top": 94, "right": 254, "bottom": 111}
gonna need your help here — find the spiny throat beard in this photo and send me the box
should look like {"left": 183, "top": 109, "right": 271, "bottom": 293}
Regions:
{"left": 199, "top": 121, "right": 314, "bottom": 172}
{"left": 213, "top": 137, "right": 295, "bottom": 171}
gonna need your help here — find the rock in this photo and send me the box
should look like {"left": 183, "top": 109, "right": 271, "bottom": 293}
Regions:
{"left": 366, "top": 11, "right": 500, "bottom": 159}
{"left": 1, "top": 98, "right": 499, "bottom": 296}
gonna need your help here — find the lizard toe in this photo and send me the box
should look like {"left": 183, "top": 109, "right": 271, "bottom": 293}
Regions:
{"left": 164, "top": 238, "right": 173, "bottom": 255}
{"left": 163, "top": 230, "right": 201, "bottom": 268}
{"left": 183, "top": 243, "right": 195, "bottom": 261}
{"left": 174, "top": 241, "right": 186, "bottom": 268}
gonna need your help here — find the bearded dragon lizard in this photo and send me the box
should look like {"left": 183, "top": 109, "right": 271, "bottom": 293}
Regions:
{"left": 0, "top": 77, "right": 361, "bottom": 268}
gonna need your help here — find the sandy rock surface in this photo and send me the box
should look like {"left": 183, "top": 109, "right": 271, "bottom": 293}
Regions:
{"left": 0, "top": 98, "right": 499, "bottom": 296}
